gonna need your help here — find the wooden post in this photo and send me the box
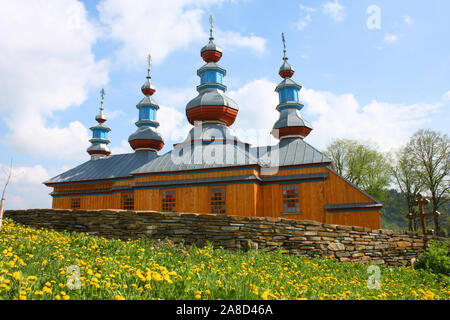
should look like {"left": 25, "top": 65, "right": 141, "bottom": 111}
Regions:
{"left": 0, "top": 198, "right": 4, "bottom": 231}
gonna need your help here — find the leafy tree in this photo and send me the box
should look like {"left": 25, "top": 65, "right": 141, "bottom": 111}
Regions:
{"left": 323, "top": 139, "right": 392, "bottom": 201}
{"left": 392, "top": 147, "right": 424, "bottom": 231}
{"left": 406, "top": 130, "right": 449, "bottom": 235}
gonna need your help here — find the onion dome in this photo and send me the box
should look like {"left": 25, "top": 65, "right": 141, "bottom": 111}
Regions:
{"left": 201, "top": 15, "right": 223, "bottom": 63}
{"left": 128, "top": 54, "right": 164, "bottom": 152}
{"left": 271, "top": 33, "right": 312, "bottom": 140}
{"left": 186, "top": 15, "right": 239, "bottom": 127}
{"left": 87, "top": 88, "right": 111, "bottom": 160}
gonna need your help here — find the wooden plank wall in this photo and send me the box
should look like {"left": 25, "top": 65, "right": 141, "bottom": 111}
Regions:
{"left": 50, "top": 165, "right": 381, "bottom": 229}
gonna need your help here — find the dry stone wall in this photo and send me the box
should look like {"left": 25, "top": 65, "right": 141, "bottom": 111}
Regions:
{"left": 5, "top": 209, "right": 448, "bottom": 266}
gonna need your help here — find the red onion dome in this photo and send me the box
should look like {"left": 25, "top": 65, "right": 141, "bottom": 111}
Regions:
{"left": 128, "top": 127, "right": 164, "bottom": 152}
{"left": 201, "top": 40, "right": 223, "bottom": 63}
{"left": 186, "top": 89, "right": 238, "bottom": 126}
{"left": 279, "top": 60, "right": 295, "bottom": 78}
{"left": 141, "top": 78, "right": 156, "bottom": 96}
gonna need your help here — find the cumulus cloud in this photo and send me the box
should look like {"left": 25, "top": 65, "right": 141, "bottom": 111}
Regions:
{"left": 97, "top": 0, "right": 266, "bottom": 65}
{"left": 0, "top": 163, "right": 52, "bottom": 209}
{"left": 0, "top": 0, "right": 108, "bottom": 161}
{"left": 228, "top": 79, "right": 279, "bottom": 146}
{"left": 294, "top": 5, "right": 316, "bottom": 31}
{"left": 225, "top": 79, "right": 446, "bottom": 152}
{"left": 301, "top": 88, "right": 445, "bottom": 152}
{"left": 323, "top": 0, "right": 346, "bottom": 22}
{"left": 215, "top": 29, "right": 267, "bottom": 53}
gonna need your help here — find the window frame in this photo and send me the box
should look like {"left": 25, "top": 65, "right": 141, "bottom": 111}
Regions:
{"left": 281, "top": 185, "right": 302, "bottom": 215}
{"left": 210, "top": 187, "right": 226, "bottom": 214}
{"left": 122, "top": 193, "right": 134, "bottom": 210}
{"left": 162, "top": 190, "right": 177, "bottom": 213}
{"left": 70, "top": 198, "right": 81, "bottom": 209}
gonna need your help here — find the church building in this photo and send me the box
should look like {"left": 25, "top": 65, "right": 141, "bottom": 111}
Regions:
{"left": 45, "top": 22, "right": 382, "bottom": 229}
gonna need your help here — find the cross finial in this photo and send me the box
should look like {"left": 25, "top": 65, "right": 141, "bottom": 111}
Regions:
{"left": 209, "top": 15, "right": 214, "bottom": 40}
{"left": 147, "top": 53, "right": 152, "bottom": 78}
{"left": 100, "top": 88, "right": 105, "bottom": 109}
{"left": 282, "top": 32, "right": 287, "bottom": 60}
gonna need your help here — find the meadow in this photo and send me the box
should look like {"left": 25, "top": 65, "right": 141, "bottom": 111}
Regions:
{"left": 0, "top": 218, "right": 448, "bottom": 300}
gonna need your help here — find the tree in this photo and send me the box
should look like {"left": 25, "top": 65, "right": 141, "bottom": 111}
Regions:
{"left": 0, "top": 159, "right": 13, "bottom": 231}
{"left": 405, "top": 129, "right": 450, "bottom": 235}
{"left": 323, "top": 139, "right": 392, "bottom": 201}
{"left": 392, "top": 147, "right": 424, "bottom": 231}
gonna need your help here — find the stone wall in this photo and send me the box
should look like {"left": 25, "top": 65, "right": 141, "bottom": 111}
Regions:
{"left": 5, "top": 209, "right": 448, "bottom": 266}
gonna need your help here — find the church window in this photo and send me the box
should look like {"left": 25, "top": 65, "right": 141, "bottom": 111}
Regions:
{"left": 211, "top": 187, "right": 226, "bottom": 214}
{"left": 122, "top": 193, "right": 134, "bottom": 210}
{"left": 162, "top": 190, "right": 176, "bottom": 212}
{"left": 71, "top": 198, "right": 81, "bottom": 209}
{"left": 282, "top": 185, "right": 299, "bottom": 213}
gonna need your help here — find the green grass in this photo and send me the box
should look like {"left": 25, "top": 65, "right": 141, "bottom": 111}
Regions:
{"left": 0, "top": 218, "right": 448, "bottom": 300}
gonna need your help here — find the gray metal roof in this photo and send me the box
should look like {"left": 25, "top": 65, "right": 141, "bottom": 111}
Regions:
{"left": 47, "top": 124, "right": 332, "bottom": 184}
{"left": 197, "top": 62, "right": 226, "bottom": 76}
{"left": 181, "top": 123, "right": 243, "bottom": 144}
{"left": 186, "top": 88, "right": 238, "bottom": 111}
{"left": 272, "top": 109, "right": 313, "bottom": 130}
{"left": 45, "top": 151, "right": 158, "bottom": 185}
{"left": 132, "top": 141, "right": 259, "bottom": 174}
{"left": 252, "top": 137, "right": 331, "bottom": 167}
{"left": 137, "top": 96, "right": 159, "bottom": 108}
{"left": 128, "top": 126, "right": 163, "bottom": 142}
{"left": 275, "top": 78, "right": 302, "bottom": 92}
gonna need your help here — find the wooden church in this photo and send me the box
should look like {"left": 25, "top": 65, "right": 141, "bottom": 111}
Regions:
{"left": 45, "top": 23, "right": 382, "bottom": 229}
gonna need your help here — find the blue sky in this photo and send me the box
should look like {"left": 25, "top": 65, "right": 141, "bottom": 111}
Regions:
{"left": 0, "top": 0, "right": 449, "bottom": 209}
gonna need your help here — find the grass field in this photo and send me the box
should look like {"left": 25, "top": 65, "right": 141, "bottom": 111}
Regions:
{"left": 0, "top": 218, "right": 448, "bottom": 300}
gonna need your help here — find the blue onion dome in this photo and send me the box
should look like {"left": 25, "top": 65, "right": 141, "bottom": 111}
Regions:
{"left": 271, "top": 33, "right": 313, "bottom": 140}
{"left": 128, "top": 54, "right": 164, "bottom": 152}
{"left": 87, "top": 89, "right": 112, "bottom": 159}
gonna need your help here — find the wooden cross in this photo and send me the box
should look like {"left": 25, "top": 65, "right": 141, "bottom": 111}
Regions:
{"left": 406, "top": 193, "right": 440, "bottom": 235}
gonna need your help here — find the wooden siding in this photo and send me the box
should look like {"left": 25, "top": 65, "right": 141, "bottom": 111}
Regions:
{"left": 50, "top": 164, "right": 381, "bottom": 229}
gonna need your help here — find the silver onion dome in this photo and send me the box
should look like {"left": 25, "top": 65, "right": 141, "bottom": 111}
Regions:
{"left": 186, "top": 88, "right": 238, "bottom": 111}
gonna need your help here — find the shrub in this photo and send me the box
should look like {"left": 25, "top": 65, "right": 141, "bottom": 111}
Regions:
{"left": 414, "top": 241, "right": 450, "bottom": 276}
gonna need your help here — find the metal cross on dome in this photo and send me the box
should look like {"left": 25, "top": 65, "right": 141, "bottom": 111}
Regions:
{"left": 282, "top": 32, "right": 287, "bottom": 60}
{"left": 147, "top": 53, "right": 152, "bottom": 78}
{"left": 209, "top": 15, "right": 214, "bottom": 39}
{"left": 100, "top": 88, "right": 105, "bottom": 107}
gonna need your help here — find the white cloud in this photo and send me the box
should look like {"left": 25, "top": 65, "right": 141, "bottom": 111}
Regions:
{"left": 402, "top": 14, "right": 414, "bottom": 25}
{"left": 323, "top": 0, "right": 346, "bottom": 22}
{"left": 110, "top": 139, "right": 133, "bottom": 155}
{"left": 97, "top": 0, "right": 266, "bottom": 65}
{"left": 0, "top": 163, "right": 52, "bottom": 209}
{"left": 228, "top": 79, "right": 279, "bottom": 146}
{"left": 215, "top": 29, "right": 267, "bottom": 53}
{"left": 0, "top": 0, "right": 108, "bottom": 160}
{"left": 158, "top": 105, "right": 191, "bottom": 143}
{"left": 301, "top": 88, "right": 445, "bottom": 152}
{"left": 383, "top": 32, "right": 399, "bottom": 44}
{"left": 294, "top": 5, "right": 316, "bottom": 31}
{"left": 442, "top": 91, "right": 450, "bottom": 101}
